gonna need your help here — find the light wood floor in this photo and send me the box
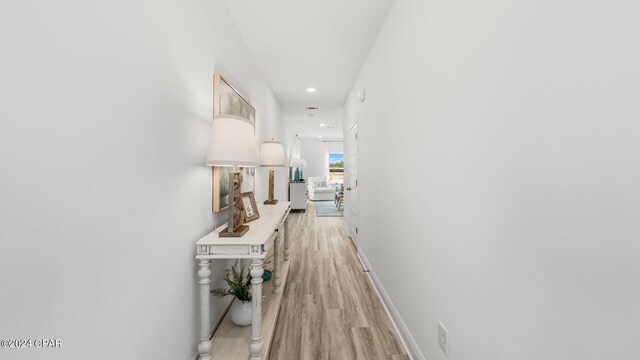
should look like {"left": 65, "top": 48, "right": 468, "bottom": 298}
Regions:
{"left": 270, "top": 202, "right": 409, "bottom": 360}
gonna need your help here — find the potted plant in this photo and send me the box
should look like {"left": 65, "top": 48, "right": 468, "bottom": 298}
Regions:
{"left": 211, "top": 261, "right": 253, "bottom": 326}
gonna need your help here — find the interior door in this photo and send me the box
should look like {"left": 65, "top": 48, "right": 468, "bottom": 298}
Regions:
{"left": 346, "top": 123, "right": 358, "bottom": 245}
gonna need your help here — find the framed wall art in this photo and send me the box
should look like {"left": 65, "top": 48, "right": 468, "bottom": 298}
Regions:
{"left": 212, "top": 74, "right": 256, "bottom": 212}
{"left": 214, "top": 74, "right": 255, "bottom": 126}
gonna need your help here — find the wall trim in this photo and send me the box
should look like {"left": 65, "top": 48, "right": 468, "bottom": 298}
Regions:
{"left": 358, "top": 249, "right": 426, "bottom": 360}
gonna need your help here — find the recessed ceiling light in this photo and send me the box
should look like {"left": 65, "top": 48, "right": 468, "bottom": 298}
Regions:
{"left": 320, "top": 123, "right": 326, "bottom": 127}
{"left": 318, "top": 135, "right": 323, "bottom": 138}
{"left": 306, "top": 88, "right": 316, "bottom": 93}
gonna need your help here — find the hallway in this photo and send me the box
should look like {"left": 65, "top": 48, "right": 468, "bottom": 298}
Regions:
{"left": 270, "top": 202, "right": 409, "bottom": 360}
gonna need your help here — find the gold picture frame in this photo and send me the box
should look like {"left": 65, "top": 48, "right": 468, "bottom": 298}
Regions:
{"left": 213, "top": 74, "right": 255, "bottom": 125}
{"left": 212, "top": 74, "right": 256, "bottom": 212}
{"left": 240, "top": 192, "right": 260, "bottom": 222}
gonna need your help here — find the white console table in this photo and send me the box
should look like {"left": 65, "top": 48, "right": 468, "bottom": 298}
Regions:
{"left": 196, "top": 201, "right": 291, "bottom": 360}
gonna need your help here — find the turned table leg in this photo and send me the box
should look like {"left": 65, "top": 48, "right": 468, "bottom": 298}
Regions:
{"left": 273, "top": 229, "right": 281, "bottom": 293}
{"left": 250, "top": 259, "right": 264, "bottom": 360}
{"left": 284, "top": 220, "right": 290, "bottom": 260}
{"left": 197, "top": 259, "right": 212, "bottom": 360}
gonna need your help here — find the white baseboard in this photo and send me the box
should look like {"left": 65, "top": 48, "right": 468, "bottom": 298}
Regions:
{"left": 357, "top": 249, "right": 426, "bottom": 360}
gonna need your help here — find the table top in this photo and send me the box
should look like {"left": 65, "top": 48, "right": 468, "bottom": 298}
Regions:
{"left": 196, "top": 201, "right": 291, "bottom": 247}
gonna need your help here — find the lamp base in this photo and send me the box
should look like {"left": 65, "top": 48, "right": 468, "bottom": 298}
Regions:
{"left": 264, "top": 199, "right": 278, "bottom": 205}
{"left": 219, "top": 224, "right": 249, "bottom": 237}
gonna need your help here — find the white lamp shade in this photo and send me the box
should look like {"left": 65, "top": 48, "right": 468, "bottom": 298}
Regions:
{"left": 260, "top": 140, "right": 286, "bottom": 167}
{"left": 205, "top": 116, "right": 257, "bottom": 167}
{"left": 289, "top": 158, "right": 306, "bottom": 168}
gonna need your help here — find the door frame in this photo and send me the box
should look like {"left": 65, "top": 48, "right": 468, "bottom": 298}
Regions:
{"left": 345, "top": 121, "right": 358, "bottom": 246}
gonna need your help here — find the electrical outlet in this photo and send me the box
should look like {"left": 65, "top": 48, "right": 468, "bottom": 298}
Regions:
{"left": 438, "top": 321, "right": 448, "bottom": 356}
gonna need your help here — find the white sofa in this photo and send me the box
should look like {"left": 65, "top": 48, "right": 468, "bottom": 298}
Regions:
{"left": 307, "top": 177, "right": 335, "bottom": 201}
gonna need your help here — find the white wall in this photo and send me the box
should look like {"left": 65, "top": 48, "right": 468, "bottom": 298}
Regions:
{"left": 345, "top": 0, "right": 640, "bottom": 359}
{"left": 0, "top": 1, "right": 285, "bottom": 359}
{"left": 299, "top": 139, "right": 326, "bottom": 179}
{"left": 299, "top": 139, "right": 343, "bottom": 180}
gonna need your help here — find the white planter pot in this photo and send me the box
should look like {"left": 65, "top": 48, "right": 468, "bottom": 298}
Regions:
{"left": 230, "top": 298, "right": 252, "bottom": 326}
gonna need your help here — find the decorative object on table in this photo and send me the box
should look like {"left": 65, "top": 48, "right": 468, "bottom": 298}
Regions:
{"left": 212, "top": 73, "right": 256, "bottom": 212}
{"left": 210, "top": 261, "right": 253, "bottom": 326}
{"left": 206, "top": 115, "right": 257, "bottom": 237}
{"left": 213, "top": 166, "right": 255, "bottom": 211}
{"left": 290, "top": 158, "right": 306, "bottom": 182}
{"left": 260, "top": 140, "right": 286, "bottom": 204}
{"left": 299, "top": 159, "right": 307, "bottom": 180}
{"left": 240, "top": 191, "right": 260, "bottom": 222}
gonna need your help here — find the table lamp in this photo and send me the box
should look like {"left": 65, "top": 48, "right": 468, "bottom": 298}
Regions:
{"left": 290, "top": 158, "right": 306, "bottom": 181}
{"left": 259, "top": 140, "right": 285, "bottom": 205}
{"left": 206, "top": 116, "right": 257, "bottom": 237}
{"left": 300, "top": 159, "right": 307, "bottom": 180}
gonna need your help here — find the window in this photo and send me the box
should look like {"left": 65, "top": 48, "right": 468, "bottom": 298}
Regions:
{"left": 328, "top": 153, "right": 344, "bottom": 182}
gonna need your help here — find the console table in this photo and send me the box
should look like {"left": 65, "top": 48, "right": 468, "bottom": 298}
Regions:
{"left": 196, "top": 201, "right": 291, "bottom": 360}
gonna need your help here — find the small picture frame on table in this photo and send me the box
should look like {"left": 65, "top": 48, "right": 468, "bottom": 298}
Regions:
{"left": 241, "top": 192, "right": 260, "bottom": 222}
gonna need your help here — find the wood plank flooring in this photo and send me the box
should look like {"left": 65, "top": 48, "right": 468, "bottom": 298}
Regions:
{"left": 270, "top": 202, "right": 409, "bottom": 360}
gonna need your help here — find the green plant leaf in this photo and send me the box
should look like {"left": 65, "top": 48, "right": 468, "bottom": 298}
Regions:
{"left": 210, "top": 261, "right": 252, "bottom": 302}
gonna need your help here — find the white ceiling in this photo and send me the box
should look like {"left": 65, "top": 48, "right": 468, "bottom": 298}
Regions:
{"left": 222, "top": 0, "right": 394, "bottom": 112}
{"left": 284, "top": 107, "right": 344, "bottom": 139}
